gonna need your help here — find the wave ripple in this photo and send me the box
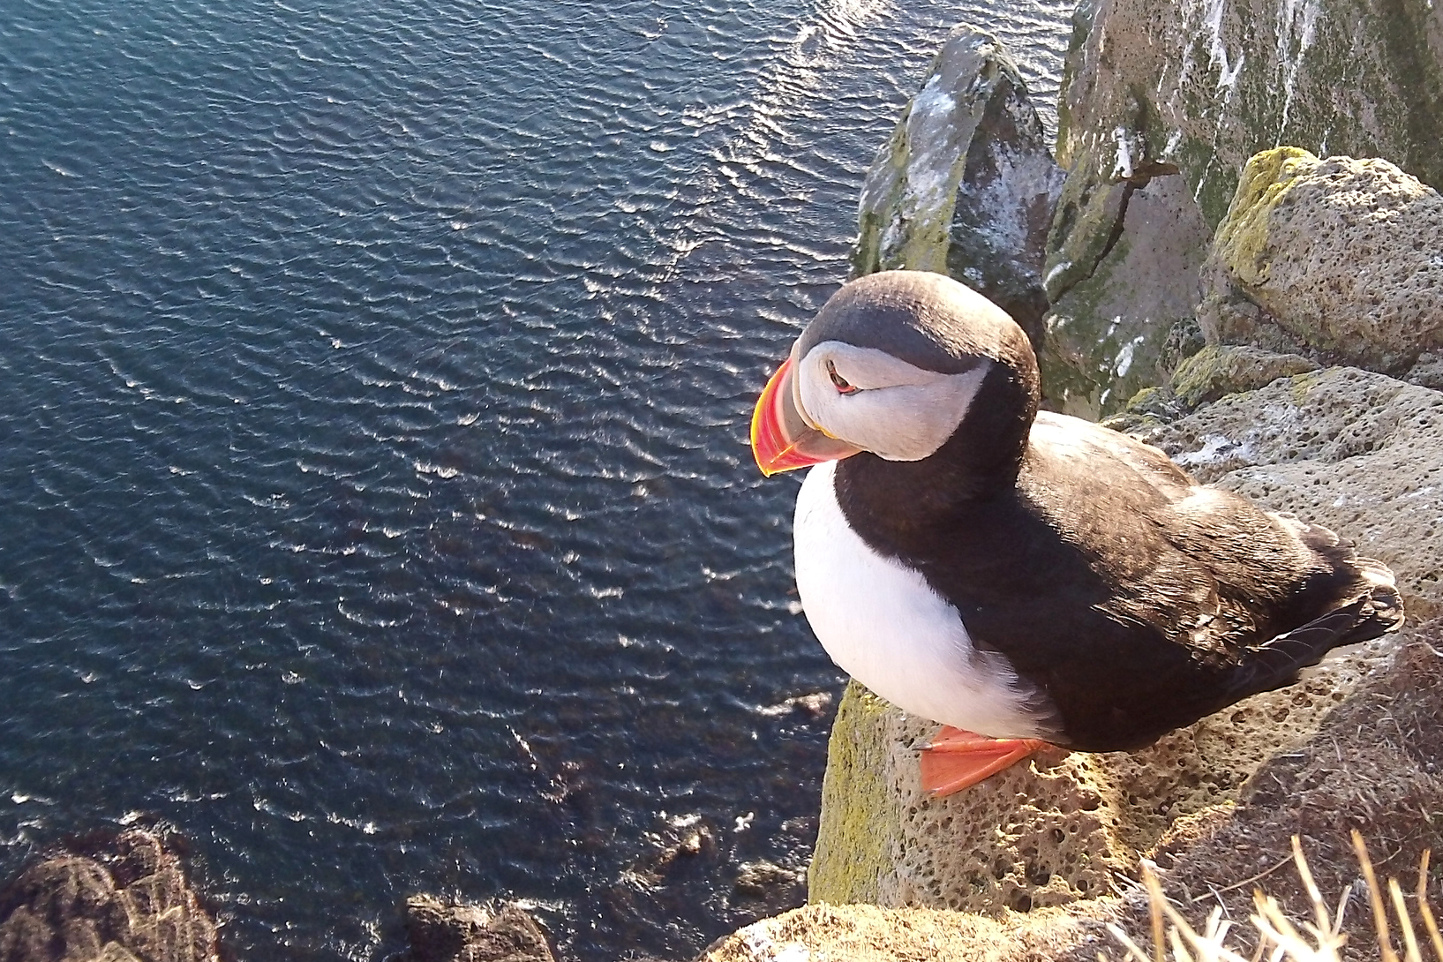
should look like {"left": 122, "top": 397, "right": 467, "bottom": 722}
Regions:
{"left": 0, "top": 0, "right": 1072, "bottom": 958}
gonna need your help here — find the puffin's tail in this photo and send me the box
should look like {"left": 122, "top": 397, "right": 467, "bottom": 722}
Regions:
{"left": 1222, "top": 556, "right": 1404, "bottom": 703}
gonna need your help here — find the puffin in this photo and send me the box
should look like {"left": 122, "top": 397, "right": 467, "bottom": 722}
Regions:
{"left": 750, "top": 270, "right": 1404, "bottom": 797}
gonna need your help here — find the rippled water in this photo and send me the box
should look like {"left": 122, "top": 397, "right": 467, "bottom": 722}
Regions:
{"left": 0, "top": 0, "right": 1071, "bottom": 957}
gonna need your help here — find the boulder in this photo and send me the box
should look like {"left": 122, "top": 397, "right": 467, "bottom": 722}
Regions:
{"left": 729, "top": 861, "right": 805, "bottom": 917}
{"left": 852, "top": 26, "right": 1063, "bottom": 348}
{"left": 1165, "top": 344, "right": 1318, "bottom": 411}
{"left": 1201, "top": 148, "right": 1443, "bottom": 376}
{"left": 0, "top": 830, "right": 219, "bottom": 962}
{"left": 400, "top": 896, "right": 554, "bottom": 962}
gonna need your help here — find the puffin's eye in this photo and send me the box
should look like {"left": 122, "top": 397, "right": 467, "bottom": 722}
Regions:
{"left": 826, "top": 359, "right": 857, "bottom": 395}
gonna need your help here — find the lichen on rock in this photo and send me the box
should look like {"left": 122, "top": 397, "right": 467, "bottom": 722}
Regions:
{"left": 852, "top": 25, "right": 1063, "bottom": 348}
{"left": 1200, "top": 149, "right": 1443, "bottom": 376}
{"left": 1166, "top": 344, "right": 1318, "bottom": 410}
{"left": 1053, "top": 0, "right": 1443, "bottom": 240}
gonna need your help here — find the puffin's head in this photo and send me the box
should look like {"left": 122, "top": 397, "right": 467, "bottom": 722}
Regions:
{"left": 751, "top": 270, "right": 1039, "bottom": 477}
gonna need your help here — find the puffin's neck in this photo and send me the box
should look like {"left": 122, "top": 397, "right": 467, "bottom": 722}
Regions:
{"left": 833, "top": 359, "right": 1036, "bottom": 537}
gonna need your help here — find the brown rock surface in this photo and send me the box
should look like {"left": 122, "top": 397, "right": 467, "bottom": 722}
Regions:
{"left": 0, "top": 830, "right": 219, "bottom": 962}
{"left": 704, "top": 624, "right": 1443, "bottom": 962}
{"left": 400, "top": 896, "right": 554, "bottom": 962}
{"left": 697, "top": 899, "right": 1109, "bottom": 962}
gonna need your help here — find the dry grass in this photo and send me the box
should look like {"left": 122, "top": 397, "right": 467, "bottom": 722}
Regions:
{"left": 1107, "top": 832, "right": 1442, "bottom": 962}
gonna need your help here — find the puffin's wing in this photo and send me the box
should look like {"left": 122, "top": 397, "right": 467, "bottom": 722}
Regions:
{"left": 1212, "top": 554, "right": 1402, "bottom": 706}
{"left": 1030, "top": 415, "right": 1387, "bottom": 647}
{"left": 986, "top": 416, "right": 1403, "bottom": 749}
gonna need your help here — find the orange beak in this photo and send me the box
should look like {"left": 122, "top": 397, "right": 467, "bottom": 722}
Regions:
{"left": 750, "top": 353, "right": 863, "bottom": 476}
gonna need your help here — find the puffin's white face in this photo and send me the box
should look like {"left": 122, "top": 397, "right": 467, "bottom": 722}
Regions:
{"left": 792, "top": 339, "right": 989, "bottom": 462}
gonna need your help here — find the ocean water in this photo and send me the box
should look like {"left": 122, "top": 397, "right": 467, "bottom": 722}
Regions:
{"left": 0, "top": 0, "right": 1072, "bottom": 958}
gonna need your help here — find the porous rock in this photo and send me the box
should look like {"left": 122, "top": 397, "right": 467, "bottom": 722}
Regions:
{"left": 694, "top": 899, "right": 1109, "bottom": 962}
{"left": 400, "top": 895, "right": 554, "bottom": 962}
{"left": 706, "top": 623, "right": 1443, "bottom": 962}
{"left": 1201, "top": 149, "right": 1443, "bottom": 376}
{"left": 0, "top": 829, "right": 219, "bottom": 962}
{"left": 1133, "top": 366, "right": 1443, "bottom": 621}
{"left": 852, "top": 25, "right": 1063, "bottom": 348}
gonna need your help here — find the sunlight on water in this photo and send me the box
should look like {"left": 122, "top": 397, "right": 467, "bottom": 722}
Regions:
{"left": 0, "top": 0, "right": 1072, "bottom": 958}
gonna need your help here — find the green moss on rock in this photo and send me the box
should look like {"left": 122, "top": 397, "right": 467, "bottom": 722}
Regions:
{"left": 1210, "top": 148, "right": 1314, "bottom": 287}
{"left": 807, "top": 681, "right": 898, "bottom": 905}
{"left": 1169, "top": 344, "right": 1319, "bottom": 409}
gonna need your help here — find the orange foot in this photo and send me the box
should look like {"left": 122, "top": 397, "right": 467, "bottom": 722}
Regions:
{"left": 918, "top": 726, "right": 1051, "bottom": 798}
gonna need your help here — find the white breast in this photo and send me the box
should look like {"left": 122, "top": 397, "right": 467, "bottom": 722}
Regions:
{"left": 792, "top": 461, "right": 1055, "bottom": 739}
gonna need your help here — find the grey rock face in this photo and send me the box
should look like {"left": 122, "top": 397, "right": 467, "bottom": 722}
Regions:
{"left": 1041, "top": 0, "right": 1443, "bottom": 409}
{"left": 1054, "top": 0, "right": 1443, "bottom": 239}
{"left": 852, "top": 26, "right": 1063, "bottom": 348}
{"left": 1041, "top": 173, "right": 1211, "bottom": 417}
{"left": 1203, "top": 149, "right": 1443, "bottom": 376}
{"left": 0, "top": 830, "right": 220, "bottom": 962}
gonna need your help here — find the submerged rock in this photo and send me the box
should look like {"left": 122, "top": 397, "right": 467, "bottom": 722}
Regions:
{"left": 1202, "top": 148, "right": 1443, "bottom": 375}
{"left": 729, "top": 861, "right": 805, "bottom": 917}
{"left": 852, "top": 25, "right": 1063, "bottom": 348}
{"left": 400, "top": 896, "right": 554, "bottom": 962}
{"left": 0, "top": 829, "right": 220, "bottom": 962}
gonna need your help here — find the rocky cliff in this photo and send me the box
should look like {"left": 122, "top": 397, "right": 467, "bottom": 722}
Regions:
{"left": 704, "top": 1, "right": 1443, "bottom": 958}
